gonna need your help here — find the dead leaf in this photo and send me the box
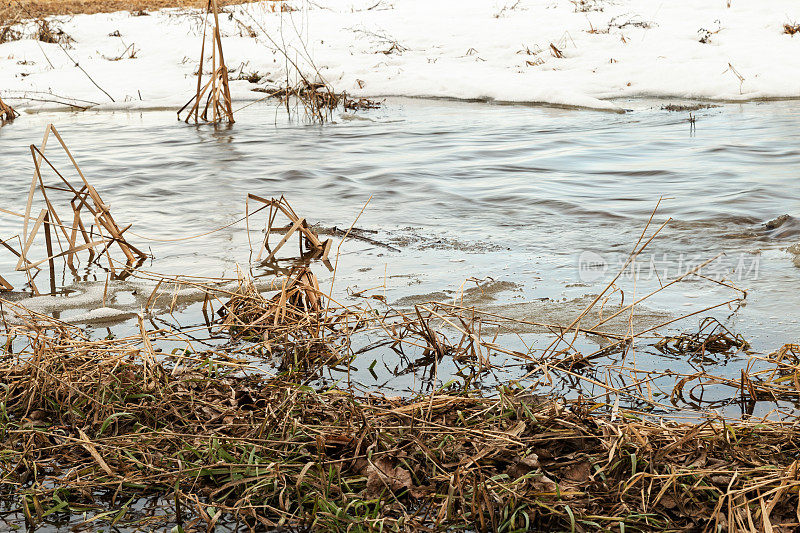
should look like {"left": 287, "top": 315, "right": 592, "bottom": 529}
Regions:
{"left": 366, "top": 457, "right": 413, "bottom": 498}
{"left": 506, "top": 454, "right": 540, "bottom": 479}
{"left": 531, "top": 473, "right": 559, "bottom": 492}
{"left": 564, "top": 460, "right": 592, "bottom": 482}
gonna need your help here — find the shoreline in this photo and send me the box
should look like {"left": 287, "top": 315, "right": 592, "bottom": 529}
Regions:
{"left": 9, "top": 93, "right": 800, "bottom": 116}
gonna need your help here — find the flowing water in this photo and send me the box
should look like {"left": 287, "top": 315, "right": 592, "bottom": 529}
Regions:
{"left": 2, "top": 98, "right": 800, "bottom": 530}
{"left": 2, "top": 98, "right": 799, "bottom": 334}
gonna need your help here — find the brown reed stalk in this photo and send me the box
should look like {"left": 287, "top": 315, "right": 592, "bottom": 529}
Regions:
{"left": 178, "top": 0, "right": 234, "bottom": 124}
{"left": 0, "top": 96, "right": 18, "bottom": 122}
{"left": 247, "top": 194, "right": 332, "bottom": 266}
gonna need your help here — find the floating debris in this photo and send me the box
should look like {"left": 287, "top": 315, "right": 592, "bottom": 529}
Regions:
{"left": 661, "top": 103, "right": 716, "bottom": 112}
{"left": 656, "top": 317, "right": 750, "bottom": 360}
{"left": 343, "top": 95, "right": 381, "bottom": 111}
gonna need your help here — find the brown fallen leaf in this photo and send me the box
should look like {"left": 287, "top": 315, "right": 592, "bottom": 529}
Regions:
{"left": 531, "top": 473, "right": 559, "bottom": 492}
{"left": 366, "top": 457, "right": 413, "bottom": 498}
{"left": 564, "top": 460, "right": 592, "bottom": 482}
{"left": 506, "top": 454, "right": 540, "bottom": 479}
{"left": 659, "top": 494, "right": 677, "bottom": 510}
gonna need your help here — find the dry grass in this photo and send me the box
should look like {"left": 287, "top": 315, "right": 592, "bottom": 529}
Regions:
{"left": 0, "top": 214, "right": 798, "bottom": 530}
{"left": 3, "top": 294, "right": 800, "bottom": 531}
{"left": 0, "top": 0, "right": 262, "bottom": 20}
{"left": 0, "top": 96, "right": 18, "bottom": 122}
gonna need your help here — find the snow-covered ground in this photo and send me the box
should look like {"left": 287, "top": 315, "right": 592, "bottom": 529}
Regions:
{"left": 1, "top": 0, "right": 799, "bottom": 112}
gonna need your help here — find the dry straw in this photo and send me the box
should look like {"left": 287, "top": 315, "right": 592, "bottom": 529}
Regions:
{"left": 2, "top": 146, "right": 799, "bottom": 530}
{"left": 247, "top": 194, "right": 332, "bottom": 265}
{"left": 3, "top": 288, "right": 800, "bottom": 531}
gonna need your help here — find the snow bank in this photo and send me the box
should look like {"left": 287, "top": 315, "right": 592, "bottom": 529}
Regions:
{"left": 1, "top": 0, "right": 799, "bottom": 112}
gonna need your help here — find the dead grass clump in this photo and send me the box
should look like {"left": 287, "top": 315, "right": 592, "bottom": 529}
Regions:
{"left": 216, "top": 267, "right": 366, "bottom": 373}
{"left": 0, "top": 21, "right": 22, "bottom": 43}
{"left": 0, "top": 2, "right": 22, "bottom": 43}
{"left": 293, "top": 80, "right": 341, "bottom": 112}
{"left": 236, "top": 71, "right": 261, "bottom": 83}
{"left": 237, "top": 11, "right": 365, "bottom": 123}
{"left": 0, "top": 1, "right": 73, "bottom": 45}
{"left": 253, "top": 80, "right": 343, "bottom": 120}
{"left": 253, "top": 83, "right": 382, "bottom": 116}
{"left": 661, "top": 103, "right": 716, "bottom": 112}
{"left": 655, "top": 317, "right": 750, "bottom": 358}
{"left": 343, "top": 95, "right": 381, "bottom": 111}
{"left": 608, "top": 15, "right": 653, "bottom": 30}
{"left": 571, "top": 0, "right": 603, "bottom": 12}
{"left": 218, "top": 266, "right": 322, "bottom": 342}
{"left": 34, "top": 18, "right": 72, "bottom": 45}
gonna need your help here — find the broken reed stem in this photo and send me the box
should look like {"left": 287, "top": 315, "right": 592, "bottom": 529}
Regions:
{"left": 10, "top": 124, "right": 146, "bottom": 291}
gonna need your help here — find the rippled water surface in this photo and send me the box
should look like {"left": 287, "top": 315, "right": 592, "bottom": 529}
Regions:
{"left": 2, "top": 98, "right": 799, "bottom": 343}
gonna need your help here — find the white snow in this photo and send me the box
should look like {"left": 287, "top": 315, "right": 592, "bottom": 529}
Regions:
{"left": 1, "top": 0, "right": 799, "bottom": 112}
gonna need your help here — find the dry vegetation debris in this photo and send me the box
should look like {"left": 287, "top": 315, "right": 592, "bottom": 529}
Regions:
{"left": 0, "top": 124, "right": 146, "bottom": 294}
{"left": 3, "top": 305, "right": 800, "bottom": 531}
{"left": 178, "top": 0, "right": 235, "bottom": 124}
